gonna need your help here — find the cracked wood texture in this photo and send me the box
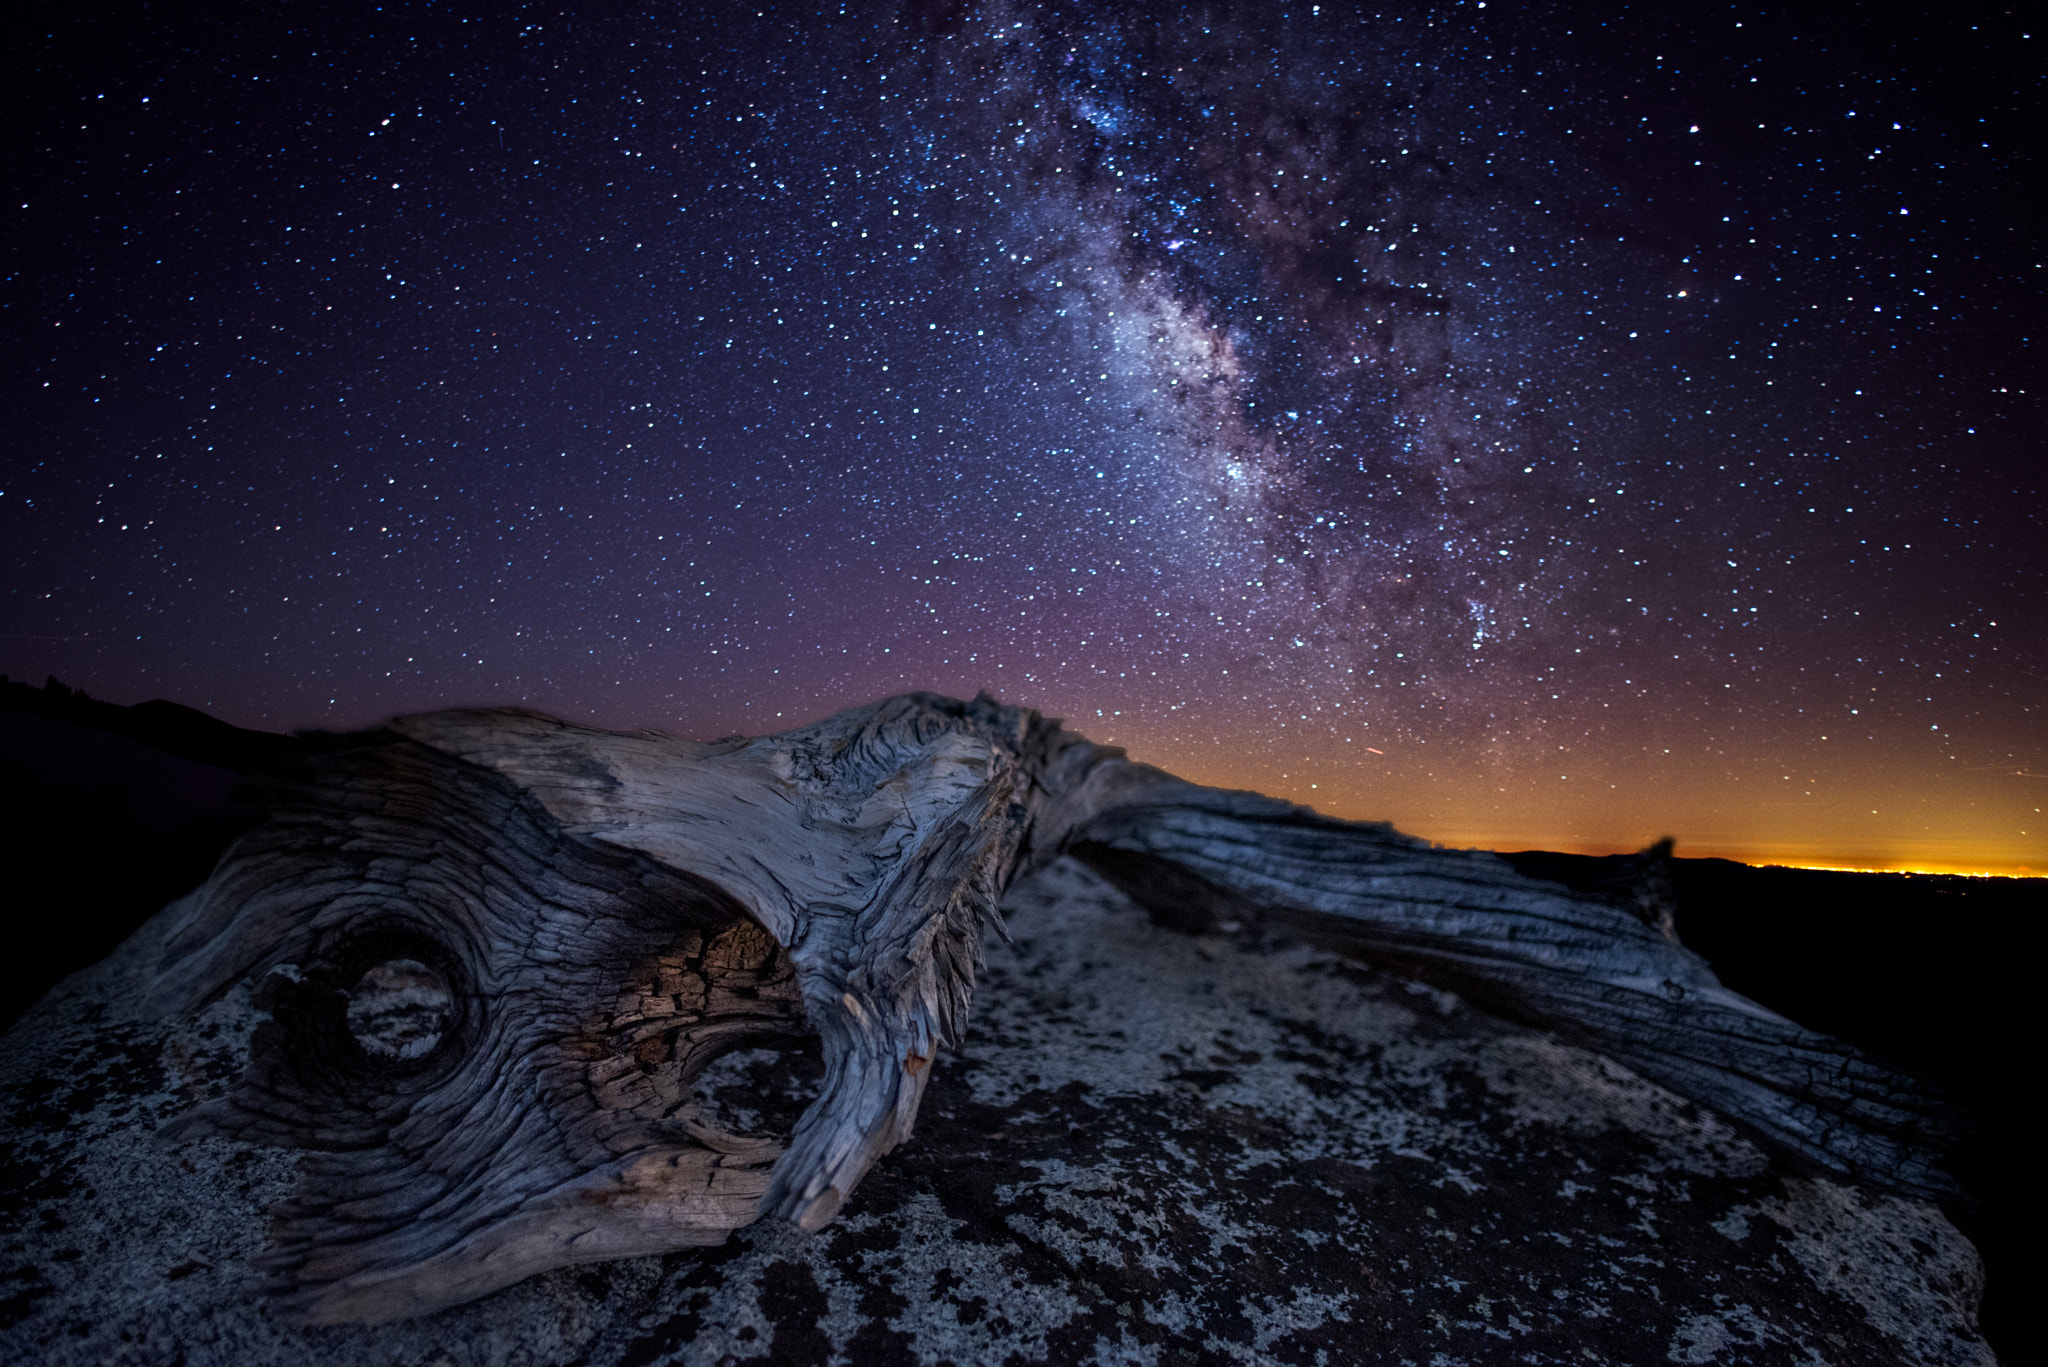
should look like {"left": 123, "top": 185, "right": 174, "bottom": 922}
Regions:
{"left": 146, "top": 737, "right": 805, "bottom": 1323}
{"left": 102, "top": 692, "right": 1964, "bottom": 1323}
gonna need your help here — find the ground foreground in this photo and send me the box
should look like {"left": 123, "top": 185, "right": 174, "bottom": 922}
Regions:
{"left": 0, "top": 858, "right": 1995, "bottom": 1366}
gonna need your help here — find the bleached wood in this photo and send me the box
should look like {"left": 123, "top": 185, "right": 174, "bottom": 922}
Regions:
{"left": 387, "top": 695, "right": 1041, "bottom": 1231}
{"left": 147, "top": 691, "right": 1960, "bottom": 1321}
{"left": 1055, "top": 771, "right": 1959, "bottom": 1199}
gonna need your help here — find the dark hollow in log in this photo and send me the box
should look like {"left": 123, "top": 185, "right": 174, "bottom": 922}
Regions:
{"left": 130, "top": 691, "right": 1968, "bottom": 1322}
{"left": 150, "top": 738, "right": 810, "bottom": 1323}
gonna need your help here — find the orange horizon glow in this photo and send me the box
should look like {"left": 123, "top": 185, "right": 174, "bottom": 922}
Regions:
{"left": 1741, "top": 860, "right": 2040, "bottom": 879}
{"left": 1500, "top": 847, "right": 2042, "bottom": 880}
{"left": 1082, "top": 711, "right": 2047, "bottom": 885}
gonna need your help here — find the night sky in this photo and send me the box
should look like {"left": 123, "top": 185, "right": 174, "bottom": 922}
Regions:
{"left": 5, "top": 2, "right": 2041, "bottom": 873}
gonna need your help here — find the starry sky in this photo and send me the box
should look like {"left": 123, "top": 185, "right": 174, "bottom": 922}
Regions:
{"left": 5, "top": 1, "right": 2041, "bottom": 873}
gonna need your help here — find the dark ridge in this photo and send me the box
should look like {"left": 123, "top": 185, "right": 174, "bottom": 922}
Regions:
{"left": 0, "top": 674, "right": 301, "bottom": 773}
{"left": 0, "top": 676, "right": 303, "bottom": 1030}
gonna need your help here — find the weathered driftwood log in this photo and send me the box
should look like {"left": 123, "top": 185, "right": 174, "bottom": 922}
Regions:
{"left": 145, "top": 691, "right": 1959, "bottom": 1323}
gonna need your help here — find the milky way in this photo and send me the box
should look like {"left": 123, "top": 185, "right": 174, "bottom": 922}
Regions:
{"left": 4, "top": 2, "right": 2041, "bottom": 871}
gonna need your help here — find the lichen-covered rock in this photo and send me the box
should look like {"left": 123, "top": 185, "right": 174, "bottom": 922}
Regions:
{"left": 0, "top": 860, "right": 1993, "bottom": 1365}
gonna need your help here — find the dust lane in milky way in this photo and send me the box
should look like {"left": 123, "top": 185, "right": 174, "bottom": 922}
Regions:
{"left": 3, "top": 3, "right": 2040, "bottom": 872}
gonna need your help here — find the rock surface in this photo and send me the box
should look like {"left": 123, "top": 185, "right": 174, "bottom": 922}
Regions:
{"left": 0, "top": 860, "right": 1994, "bottom": 1366}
